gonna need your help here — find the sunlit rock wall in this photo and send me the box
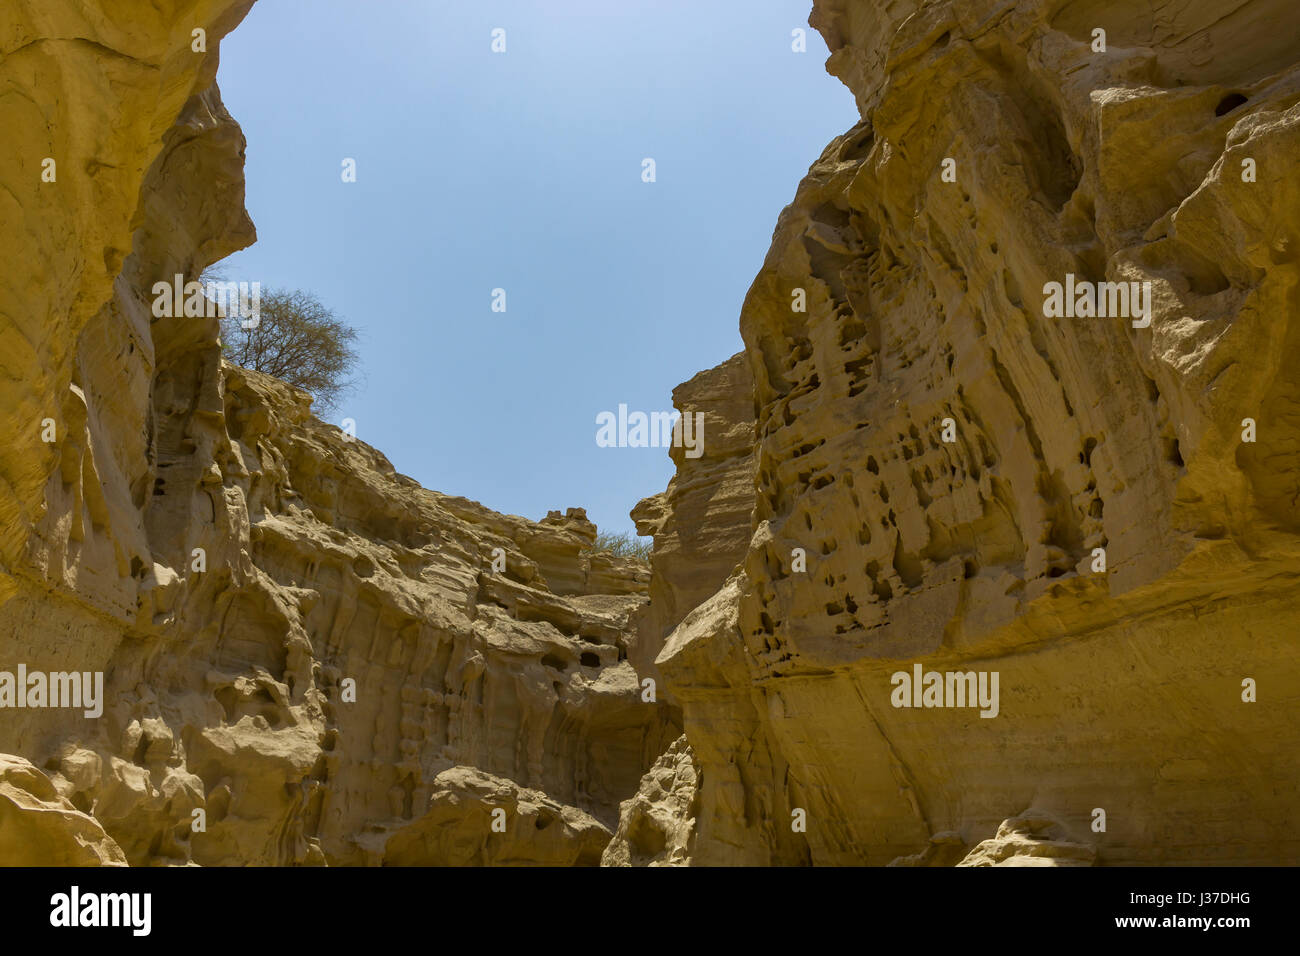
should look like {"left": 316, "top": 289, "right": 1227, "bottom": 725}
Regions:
{"left": 642, "top": 0, "right": 1300, "bottom": 865}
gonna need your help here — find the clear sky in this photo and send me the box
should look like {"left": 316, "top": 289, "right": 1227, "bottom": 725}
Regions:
{"left": 214, "top": 0, "right": 856, "bottom": 537}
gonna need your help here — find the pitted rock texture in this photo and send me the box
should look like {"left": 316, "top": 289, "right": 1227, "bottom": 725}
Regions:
{"left": 6, "top": 0, "right": 1300, "bottom": 869}
{"left": 601, "top": 734, "right": 698, "bottom": 867}
{"left": 0, "top": 0, "right": 674, "bottom": 865}
{"left": 641, "top": 0, "right": 1300, "bottom": 865}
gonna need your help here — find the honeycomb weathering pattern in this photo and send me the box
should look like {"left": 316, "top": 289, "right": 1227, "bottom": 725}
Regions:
{"left": 641, "top": 0, "right": 1300, "bottom": 865}
{"left": 0, "top": 0, "right": 1297, "bottom": 866}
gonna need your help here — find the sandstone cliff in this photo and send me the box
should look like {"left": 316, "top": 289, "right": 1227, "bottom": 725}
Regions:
{"left": 602, "top": 354, "right": 755, "bottom": 864}
{"left": 629, "top": 0, "right": 1300, "bottom": 865}
{"left": 3, "top": 0, "right": 1298, "bottom": 868}
{"left": 0, "top": 0, "right": 675, "bottom": 865}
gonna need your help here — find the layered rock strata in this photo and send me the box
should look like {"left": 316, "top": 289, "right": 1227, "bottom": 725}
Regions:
{"left": 0, "top": 0, "right": 674, "bottom": 865}
{"left": 632, "top": 0, "right": 1300, "bottom": 865}
{"left": 629, "top": 353, "right": 757, "bottom": 692}
{"left": 5, "top": 0, "right": 1299, "bottom": 869}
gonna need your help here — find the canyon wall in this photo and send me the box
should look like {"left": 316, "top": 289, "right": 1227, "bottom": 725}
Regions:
{"left": 0, "top": 0, "right": 674, "bottom": 865}
{"left": 636, "top": 0, "right": 1300, "bottom": 864}
{"left": 4, "top": 0, "right": 1298, "bottom": 867}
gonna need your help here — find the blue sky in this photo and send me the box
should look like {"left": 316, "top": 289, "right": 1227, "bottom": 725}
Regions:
{"left": 214, "top": 0, "right": 855, "bottom": 536}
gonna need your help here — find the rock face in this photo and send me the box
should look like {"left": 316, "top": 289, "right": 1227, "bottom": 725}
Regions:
{"left": 606, "top": 355, "right": 755, "bottom": 865}
{"left": 601, "top": 735, "right": 698, "bottom": 867}
{"left": 955, "top": 809, "right": 1096, "bottom": 867}
{"left": 5, "top": 0, "right": 1299, "bottom": 868}
{"left": 0, "top": 0, "right": 674, "bottom": 865}
{"left": 0, "top": 755, "right": 126, "bottom": 866}
{"left": 630, "top": 353, "right": 756, "bottom": 693}
{"left": 633, "top": 0, "right": 1300, "bottom": 865}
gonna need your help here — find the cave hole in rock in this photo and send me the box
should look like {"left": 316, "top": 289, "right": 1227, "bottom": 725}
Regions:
{"left": 1215, "top": 93, "right": 1248, "bottom": 116}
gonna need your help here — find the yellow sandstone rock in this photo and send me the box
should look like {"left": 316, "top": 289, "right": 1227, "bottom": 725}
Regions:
{"left": 622, "top": 0, "right": 1300, "bottom": 865}
{"left": 0, "top": 0, "right": 675, "bottom": 866}
{"left": 0, "top": 755, "right": 126, "bottom": 866}
{"left": 3, "top": 0, "right": 1298, "bottom": 868}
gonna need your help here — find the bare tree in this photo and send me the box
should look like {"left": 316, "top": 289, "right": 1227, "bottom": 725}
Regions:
{"left": 219, "top": 286, "right": 361, "bottom": 413}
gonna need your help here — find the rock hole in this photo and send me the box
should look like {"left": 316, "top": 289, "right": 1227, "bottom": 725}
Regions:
{"left": 1215, "top": 93, "right": 1248, "bottom": 116}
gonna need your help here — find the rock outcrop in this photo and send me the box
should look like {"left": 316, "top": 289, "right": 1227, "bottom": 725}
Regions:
{"left": 0, "top": 0, "right": 675, "bottom": 865}
{"left": 601, "top": 734, "right": 698, "bottom": 867}
{"left": 955, "top": 809, "right": 1096, "bottom": 867}
{"left": 0, "top": 755, "right": 126, "bottom": 866}
{"left": 630, "top": 353, "right": 756, "bottom": 691}
{"left": 608, "top": 354, "right": 757, "bottom": 865}
{"left": 630, "top": 0, "right": 1300, "bottom": 865}
{"left": 5, "top": 0, "right": 1299, "bottom": 868}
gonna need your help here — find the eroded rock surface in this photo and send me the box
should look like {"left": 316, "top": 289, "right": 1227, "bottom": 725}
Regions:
{"left": 635, "top": 0, "right": 1300, "bottom": 865}
{"left": 601, "top": 734, "right": 698, "bottom": 867}
{"left": 0, "top": 0, "right": 674, "bottom": 866}
{"left": 630, "top": 353, "right": 756, "bottom": 692}
{"left": 0, "top": 755, "right": 126, "bottom": 866}
{"left": 956, "top": 809, "right": 1096, "bottom": 867}
{"left": 5, "top": 0, "right": 1299, "bottom": 868}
